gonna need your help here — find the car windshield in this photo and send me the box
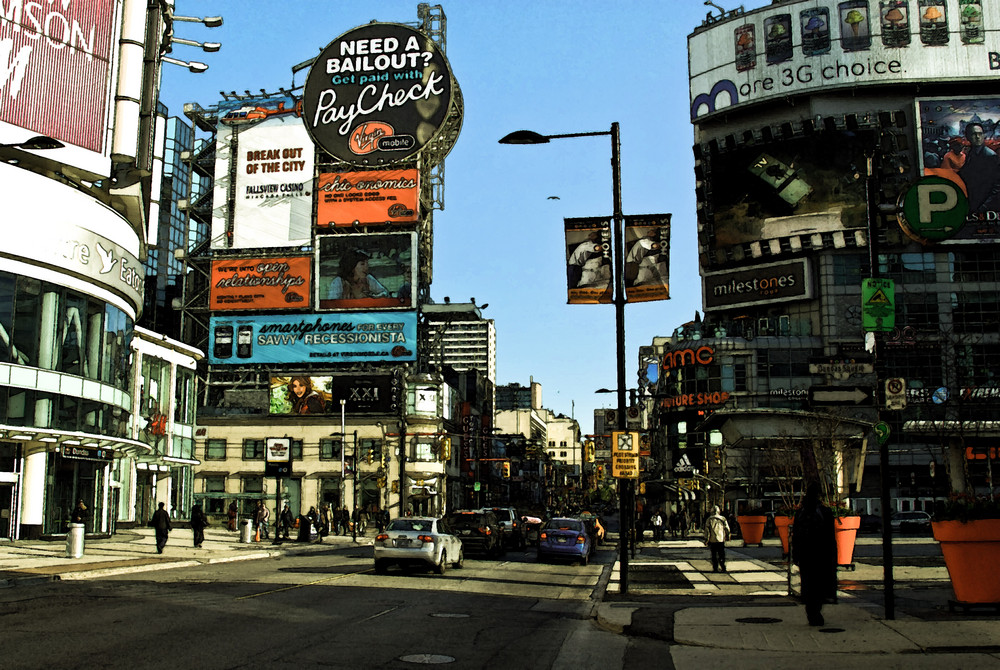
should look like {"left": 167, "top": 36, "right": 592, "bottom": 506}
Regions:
{"left": 545, "top": 519, "right": 583, "bottom": 532}
{"left": 388, "top": 519, "right": 433, "bottom": 532}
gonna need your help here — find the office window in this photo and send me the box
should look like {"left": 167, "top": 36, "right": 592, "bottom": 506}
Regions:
{"left": 832, "top": 254, "right": 866, "bottom": 286}
{"left": 203, "top": 475, "right": 225, "bottom": 514}
{"left": 242, "top": 439, "right": 265, "bottom": 460}
{"left": 206, "top": 439, "right": 226, "bottom": 460}
{"left": 320, "top": 438, "right": 342, "bottom": 460}
{"left": 291, "top": 439, "right": 303, "bottom": 460}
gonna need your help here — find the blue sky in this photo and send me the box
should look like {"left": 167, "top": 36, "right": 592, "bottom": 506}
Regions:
{"left": 159, "top": 0, "right": 771, "bottom": 434}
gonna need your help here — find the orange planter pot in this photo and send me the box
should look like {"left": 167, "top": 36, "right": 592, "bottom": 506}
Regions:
{"left": 932, "top": 519, "right": 1000, "bottom": 604}
{"left": 737, "top": 515, "right": 766, "bottom": 546}
{"left": 834, "top": 515, "right": 860, "bottom": 566}
{"left": 775, "top": 515, "right": 793, "bottom": 555}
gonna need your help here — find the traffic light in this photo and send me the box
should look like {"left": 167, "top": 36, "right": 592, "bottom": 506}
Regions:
{"left": 365, "top": 448, "right": 373, "bottom": 464}
{"left": 596, "top": 464, "right": 605, "bottom": 480}
{"left": 502, "top": 461, "right": 511, "bottom": 478}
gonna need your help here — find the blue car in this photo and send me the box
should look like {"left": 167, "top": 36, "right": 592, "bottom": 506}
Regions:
{"left": 537, "top": 517, "right": 592, "bottom": 565}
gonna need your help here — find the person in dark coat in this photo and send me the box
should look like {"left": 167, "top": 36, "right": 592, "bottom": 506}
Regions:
{"left": 150, "top": 502, "right": 172, "bottom": 554}
{"left": 191, "top": 503, "right": 209, "bottom": 548}
{"left": 227, "top": 501, "right": 238, "bottom": 532}
{"left": 279, "top": 503, "right": 294, "bottom": 540}
{"left": 792, "top": 481, "right": 837, "bottom": 626}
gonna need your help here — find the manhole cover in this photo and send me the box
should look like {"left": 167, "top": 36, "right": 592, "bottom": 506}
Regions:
{"left": 399, "top": 654, "right": 456, "bottom": 664}
{"left": 735, "top": 617, "right": 783, "bottom": 624}
{"left": 431, "top": 613, "right": 470, "bottom": 618}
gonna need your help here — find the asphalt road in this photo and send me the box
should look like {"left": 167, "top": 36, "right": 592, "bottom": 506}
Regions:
{"left": 0, "top": 540, "right": 669, "bottom": 669}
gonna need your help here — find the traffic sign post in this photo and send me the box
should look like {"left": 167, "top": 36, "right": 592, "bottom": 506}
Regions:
{"left": 611, "top": 430, "right": 640, "bottom": 479}
{"left": 862, "top": 278, "right": 895, "bottom": 332}
{"left": 885, "top": 377, "right": 907, "bottom": 410}
{"left": 808, "top": 386, "right": 874, "bottom": 406}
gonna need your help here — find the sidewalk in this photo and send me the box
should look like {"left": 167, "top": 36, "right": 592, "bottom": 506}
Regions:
{"left": 595, "top": 535, "right": 1000, "bottom": 668}
{"left": 0, "top": 525, "right": 371, "bottom": 588}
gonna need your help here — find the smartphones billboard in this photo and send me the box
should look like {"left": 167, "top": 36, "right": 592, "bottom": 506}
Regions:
{"left": 316, "top": 232, "right": 416, "bottom": 311}
{"left": 690, "top": 0, "right": 1000, "bottom": 121}
{"left": 302, "top": 23, "right": 459, "bottom": 165}
{"left": 209, "top": 312, "right": 417, "bottom": 365}
{"left": 210, "top": 256, "right": 312, "bottom": 310}
{"left": 316, "top": 169, "right": 419, "bottom": 227}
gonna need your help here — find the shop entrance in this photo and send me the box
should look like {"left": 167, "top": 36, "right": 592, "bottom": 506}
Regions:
{"left": 0, "top": 483, "right": 13, "bottom": 538}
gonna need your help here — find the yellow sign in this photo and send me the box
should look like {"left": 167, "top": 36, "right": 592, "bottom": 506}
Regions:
{"left": 611, "top": 430, "right": 640, "bottom": 479}
{"left": 678, "top": 478, "right": 701, "bottom": 491}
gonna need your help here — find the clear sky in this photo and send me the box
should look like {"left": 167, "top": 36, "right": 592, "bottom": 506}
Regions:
{"left": 159, "top": 0, "right": 772, "bottom": 434}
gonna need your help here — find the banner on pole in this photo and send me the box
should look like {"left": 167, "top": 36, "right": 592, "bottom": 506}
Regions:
{"left": 624, "top": 214, "right": 671, "bottom": 303}
{"left": 564, "top": 217, "right": 612, "bottom": 304}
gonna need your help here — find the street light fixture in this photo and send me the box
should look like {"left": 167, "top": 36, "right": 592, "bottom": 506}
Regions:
{"left": 500, "top": 122, "right": 632, "bottom": 593}
{"left": 170, "top": 36, "right": 222, "bottom": 52}
{"left": 170, "top": 14, "right": 224, "bottom": 28}
{"left": 0, "top": 135, "right": 65, "bottom": 151}
{"left": 161, "top": 56, "right": 209, "bottom": 73}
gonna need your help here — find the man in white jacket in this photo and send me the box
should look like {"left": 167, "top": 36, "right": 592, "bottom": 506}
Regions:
{"left": 703, "top": 505, "right": 731, "bottom": 573}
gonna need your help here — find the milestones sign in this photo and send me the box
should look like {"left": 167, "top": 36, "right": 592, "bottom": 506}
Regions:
{"left": 303, "top": 23, "right": 457, "bottom": 166}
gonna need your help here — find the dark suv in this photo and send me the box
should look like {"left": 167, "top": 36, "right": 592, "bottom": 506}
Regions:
{"left": 481, "top": 507, "right": 527, "bottom": 549}
{"left": 445, "top": 510, "right": 504, "bottom": 557}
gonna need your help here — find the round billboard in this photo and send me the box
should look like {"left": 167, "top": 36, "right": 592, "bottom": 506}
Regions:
{"left": 303, "top": 23, "right": 455, "bottom": 166}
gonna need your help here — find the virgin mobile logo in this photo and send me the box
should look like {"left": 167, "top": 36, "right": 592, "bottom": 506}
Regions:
{"left": 350, "top": 122, "right": 393, "bottom": 154}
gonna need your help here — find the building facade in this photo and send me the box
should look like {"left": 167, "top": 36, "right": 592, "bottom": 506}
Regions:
{"left": 654, "top": 0, "right": 1000, "bottom": 519}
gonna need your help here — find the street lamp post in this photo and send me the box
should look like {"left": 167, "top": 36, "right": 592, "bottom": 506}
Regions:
{"left": 500, "top": 123, "right": 631, "bottom": 593}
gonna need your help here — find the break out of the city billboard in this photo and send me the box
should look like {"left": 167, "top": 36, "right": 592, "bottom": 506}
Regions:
{"left": 689, "top": 0, "right": 1000, "bottom": 122}
{"left": 316, "top": 232, "right": 416, "bottom": 311}
{"left": 701, "top": 130, "right": 869, "bottom": 250}
{"left": 916, "top": 96, "right": 1000, "bottom": 243}
{"left": 269, "top": 374, "right": 398, "bottom": 415}
{"left": 208, "top": 312, "right": 417, "bottom": 365}
{"left": 209, "top": 256, "right": 312, "bottom": 311}
{"left": 316, "top": 169, "right": 420, "bottom": 227}
{"left": 211, "top": 102, "right": 314, "bottom": 250}
{"left": 0, "top": 0, "right": 118, "bottom": 176}
{"left": 302, "top": 23, "right": 456, "bottom": 165}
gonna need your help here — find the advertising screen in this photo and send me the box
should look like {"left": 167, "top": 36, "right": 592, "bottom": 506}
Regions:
{"left": 0, "top": 0, "right": 117, "bottom": 175}
{"left": 269, "top": 374, "right": 398, "bottom": 415}
{"left": 302, "top": 23, "right": 456, "bottom": 165}
{"left": 316, "top": 232, "right": 416, "bottom": 311}
{"left": 689, "top": 0, "right": 1000, "bottom": 121}
{"left": 316, "top": 169, "right": 420, "bottom": 227}
{"left": 211, "top": 100, "right": 314, "bottom": 249}
{"left": 210, "top": 255, "right": 312, "bottom": 311}
{"left": 209, "top": 312, "right": 417, "bottom": 365}
{"left": 702, "top": 259, "right": 811, "bottom": 311}
{"left": 565, "top": 217, "right": 612, "bottom": 305}
{"left": 702, "top": 130, "right": 869, "bottom": 250}
{"left": 916, "top": 96, "right": 1000, "bottom": 243}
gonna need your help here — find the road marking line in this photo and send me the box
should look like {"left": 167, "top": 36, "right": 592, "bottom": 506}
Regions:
{"left": 236, "top": 568, "right": 369, "bottom": 600}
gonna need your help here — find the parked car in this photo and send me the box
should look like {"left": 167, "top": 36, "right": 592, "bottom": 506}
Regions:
{"left": 481, "top": 506, "right": 527, "bottom": 549}
{"left": 537, "top": 517, "right": 593, "bottom": 565}
{"left": 444, "top": 509, "right": 504, "bottom": 557}
{"left": 373, "top": 516, "right": 464, "bottom": 575}
{"left": 891, "top": 511, "right": 932, "bottom": 534}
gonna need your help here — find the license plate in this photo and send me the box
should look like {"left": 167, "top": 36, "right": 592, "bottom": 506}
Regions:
{"left": 556, "top": 537, "right": 567, "bottom": 544}
{"left": 461, "top": 529, "right": 471, "bottom": 535}
{"left": 395, "top": 539, "right": 410, "bottom": 547}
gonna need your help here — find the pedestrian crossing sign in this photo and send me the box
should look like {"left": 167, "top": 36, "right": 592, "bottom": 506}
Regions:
{"left": 611, "top": 431, "right": 640, "bottom": 479}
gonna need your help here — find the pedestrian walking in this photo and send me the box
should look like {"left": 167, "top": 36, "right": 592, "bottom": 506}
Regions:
{"left": 191, "top": 503, "right": 209, "bottom": 548}
{"left": 279, "top": 503, "right": 294, "bottom": 540}
{"left": 792, "top": 481, "right": 837, "bottom": 626}
{"left": 227, "top": 501, "right": 238, "bottom": 532}
{"left": 669, "top": 511, "right": 679, "bottom": 538}
{"left": 341, "top": 506, "right": 350, "bottom": 535}
{"left": 679, "top": 508, "right": 690, "bottom": 538}
{"left": 703, "top": 505, "right": 731, "bottom": 572}
{"left": 651, "top": 508, "right": 665, "bottom": 541}
{"left": 150, "top": 502, "right": 172, "bottom": 554}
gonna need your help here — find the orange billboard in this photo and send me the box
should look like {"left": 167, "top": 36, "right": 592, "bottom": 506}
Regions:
{"left": 210, "top": 256, "right": 312, "bottom": 311}
{"left": 316, "top": 169, "right": 419, "bottom": 227}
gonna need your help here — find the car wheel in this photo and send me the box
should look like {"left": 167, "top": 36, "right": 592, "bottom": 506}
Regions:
{"left": 454, "top": 548, "right": 464, "bottom": 569}
{"left": 436, "top": 551, "right": 448, "bottom": 575}
{"left": 374, "top": 559, "right": 389, "bottom": 575}
{"left": 580, "top": 553, "right": 589, "bottom": 567}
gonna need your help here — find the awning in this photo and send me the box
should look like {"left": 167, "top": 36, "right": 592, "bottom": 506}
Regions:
{"left": 695, "top": 409, "right": 872, "bottom": 447}
{"left": 0, "top": 424, "right": 154, "bottom": 457}
{"left": 664, "top": 484, "right": 698, "bottom": 501}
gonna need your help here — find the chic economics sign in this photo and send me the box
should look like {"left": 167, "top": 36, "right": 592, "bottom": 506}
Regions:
{"left": 303, "top": 23, "right": 457, "bottom": 165}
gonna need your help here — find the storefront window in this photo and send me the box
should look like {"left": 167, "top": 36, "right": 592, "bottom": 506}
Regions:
{"left": 203, "top": 475, "right": 226, "bottom": 514}
{"left": 43, "top": 452, "right": 107, "bottom": 535}
{"left": 174, "top": 367, "right": 195, "bottom": 425}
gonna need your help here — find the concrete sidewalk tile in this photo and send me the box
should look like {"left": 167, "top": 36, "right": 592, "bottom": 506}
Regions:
{"left": 673, "top": 605, "right": 921, "bottom": 654}
{"left": 883, "top": 620, "right": 1000, "bottom": 651}
{"left": 669, "top": 647, "right": 1000, "bottom": 669}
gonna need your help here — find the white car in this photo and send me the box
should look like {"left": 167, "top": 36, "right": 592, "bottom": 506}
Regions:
{"left": 374, "top": 516, "right": 464, "bottom": 575}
